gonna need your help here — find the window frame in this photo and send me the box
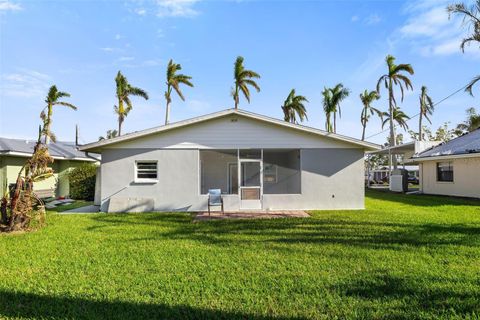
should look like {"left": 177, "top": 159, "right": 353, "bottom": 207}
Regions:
{"left": 134, "top": 160, "right": 159, "bottom": 183}
{"left": 436, "top": 161, "right": 454, "bottom": 183}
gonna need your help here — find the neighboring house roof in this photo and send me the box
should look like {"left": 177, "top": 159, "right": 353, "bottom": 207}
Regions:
{"left": 0, "top": 137, "right": 99, "bottom": 161}
{"left": 79, "top": 108, "right": 381, "bottom": 152}
{"left": 413, "top": 129, "right": 480, "bottom": 161}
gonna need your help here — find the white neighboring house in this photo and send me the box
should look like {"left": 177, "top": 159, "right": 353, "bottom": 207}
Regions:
{"left": 412, "top": 129, "right": 480, "bottom": 199}
{"left": 79, "top": 109, "right": 380, "bottom": 213}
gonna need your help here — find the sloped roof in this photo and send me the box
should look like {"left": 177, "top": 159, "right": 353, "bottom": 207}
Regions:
{"left": 414, "top": 129, "right": 480, "bottom": 160}
{"left": 79, "top": 108, "right": 381, "bottom": 152}
{"left": 0, "top": 137, "right": 99, "bottom": 161}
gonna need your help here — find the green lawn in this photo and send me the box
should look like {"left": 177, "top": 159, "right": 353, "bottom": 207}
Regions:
{"left": 0, "top": 191, "right": 479, "bottom": 319}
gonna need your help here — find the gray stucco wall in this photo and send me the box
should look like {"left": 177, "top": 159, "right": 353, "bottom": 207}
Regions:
{"left": 100, "top": 147, "right": 365, "bottom": 212}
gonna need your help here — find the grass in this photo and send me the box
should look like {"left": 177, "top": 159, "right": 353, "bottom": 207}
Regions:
{"left": 0, "top": 190, "right": 479, "bottom": 319}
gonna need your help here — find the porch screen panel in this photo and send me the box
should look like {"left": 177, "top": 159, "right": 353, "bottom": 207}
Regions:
{"left": 263, "top": 149, "right": 301, "bottom": 194}
{"left": 200, "top": 150, "right": 238, "bottom": 194}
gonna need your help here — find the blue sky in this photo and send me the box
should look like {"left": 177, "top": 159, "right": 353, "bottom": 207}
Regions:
{"left": 0, "top": 0, "right": 479, "bottom": 145}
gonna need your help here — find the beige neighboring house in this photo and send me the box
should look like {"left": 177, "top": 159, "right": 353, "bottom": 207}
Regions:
{"left": 0, "top": 137, "right": 99, "bottom": 198}
{"left": 80, "top": 109, "right": 380, "bottom": 213}
{"left": 412, "top": 129, "right": 480, "bottom": 199}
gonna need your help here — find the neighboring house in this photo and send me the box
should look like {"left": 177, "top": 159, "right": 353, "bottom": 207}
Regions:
{"left": 0, "top": 137, "right": 99, "bottom": 198}
{"left": 412, "top": 129, "right": 480, "bottom": 199}
{"left": 80, "top": 109, "right": 380, "bottom": 212}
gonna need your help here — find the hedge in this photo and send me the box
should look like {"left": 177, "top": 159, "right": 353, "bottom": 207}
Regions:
{"left": 68, "top": 163, "right": 97, "bottom": 200}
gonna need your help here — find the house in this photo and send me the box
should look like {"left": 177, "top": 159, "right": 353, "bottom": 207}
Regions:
{"left": 412, "top": 129, "right": 480, "bottom": 198}
{"left": 79, "top": 109, "right": 380, "bottom": 213}
{"left": 0, "top": 137, "right": 99, "bottom": 198}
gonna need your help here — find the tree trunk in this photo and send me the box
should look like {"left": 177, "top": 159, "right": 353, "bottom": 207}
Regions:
{"left": 361, "top": 108, "right": 366, "bottom": 141}
{"left": 388, "top": 81, "right": 397, "bottom": 169}
{"left": 165, "top": 101, "right": 170, "bottom": 125}
{"left": 234, "top": 84, "right": 239, "bottom": 109}
{"left": 118, "top": 118, "right": 122, "bottom": 136}
{"left": 333, "top": 112, "right": 337, "bottom": 133}
{"left": 418, "top": 112, "right": 423, "bottom": 141}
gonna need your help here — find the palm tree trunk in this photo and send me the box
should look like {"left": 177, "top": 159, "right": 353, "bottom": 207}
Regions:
{"left": 234, "top": 84, "right": 239, "bottom": 109}
{"left": 118, "top": 99, "right": 124, "bottom": 136}
{"left": 165, "top": 86, "right": 171, "bottom": 125}
{"left": 44, "top": 105, "right": 53, "bottom": 144}
{"left": 361, "top": 108, "right": 366, "bottom": 140}
{"left": 118, "top": 118, "right": 122, "bottom": 136}
{"left": 388, "top": 81, "right": 397, "bottom": 169}
{"left": 418, "top": 112, "right": 423, "bottom": 141}
{"left": 333, "top": 112, "right": 337, "bottom": 133}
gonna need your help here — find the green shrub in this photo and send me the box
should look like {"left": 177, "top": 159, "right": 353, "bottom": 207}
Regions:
{"left": 68, "top": 163, "right": 97, "bottom": 200}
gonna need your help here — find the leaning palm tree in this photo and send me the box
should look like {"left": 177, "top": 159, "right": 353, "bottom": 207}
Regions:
{"left": 232, "top": 56, "right": 261, "bottom": 109}
{"left": 114, "top": 71, "right": 149, "bottom": 135}
{"left": 381, "top": 107, "right": 411, "bottom": 145}
{"left": 281, "top": 89, "right": 308, "bottom": 124}
{"left": 418, "top": 86, "right": 434, "bottom": 141}
{"left": 377, "top": 55, "right": 414, "bottom": 168}
{"left": 359, "top": 89, "right": 382, "bottom": 141}
{"left": 41, "top": 85, "right": 78, "bottom": 144}
{"left": 164, "top": 59, "right": 194, "bottom": 125}
{"left": 448, "top": 1, "right": 480, "bottom": 95}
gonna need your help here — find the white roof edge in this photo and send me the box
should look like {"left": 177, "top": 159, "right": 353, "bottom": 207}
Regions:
{"left": 79, "top": 109, "right": 381, "bottom": 152}
{"left": 412, "top": 152, "right": 480, "bottom": 162}
{"left": 0, "top": 150, "right": 98, "bottom": 162}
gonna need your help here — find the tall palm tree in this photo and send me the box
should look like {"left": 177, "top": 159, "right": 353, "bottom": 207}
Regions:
{"left": 377, "top": 55, "right": 414, "bottom": 168}
{"left": 418, "top": 86, "right": 434, "bottom": 141}
{"left": 456, "top": 107, "right": 480, "bottom": 133}
{"left": 114, "top": 71, "right": 149, "bottom": 135}
{"left": 448, "top": 1, "right": 480, "bottom": 95}
{"left": 281, "top": 89, "right": 308, "bottom": 124}
{"left": 322, "top": 88, "right": 334, "bottom": 132}
{"left": 381, "top": 107, "right": 410, "bottom": 144}
{"left": 359, "top": 89, "right": 382, "bottom": 141}
{"left": 164, "top": 59, "right": 194, "bottom": 125}
{"left": 322, "top": 84, "right": 349, "bottom": 133}
{"left": 41, "top": 85, "right": 78, "bottom": 144}
{"left": 232, "top": 56, "right": 261, "bottom": 109}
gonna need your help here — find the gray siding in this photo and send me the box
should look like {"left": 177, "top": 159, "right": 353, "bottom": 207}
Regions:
{"left": 108, "top": 115, "right": 359, "bottom": 150}
{"left": 100, "top": 148, "right": 365, "bottom": 212}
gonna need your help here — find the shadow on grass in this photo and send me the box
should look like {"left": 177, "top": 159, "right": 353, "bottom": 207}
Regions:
{"left": 0, "top": 290, "right": 306, "bottom": 320}
{"left": 337, "top": 273, "right": 480, "bottom": 318}
{"left": 87, "top": 212, "right": 480, "bottom": 250}
{"left": 366, "top": 189, "right": 480, "bottom": 207}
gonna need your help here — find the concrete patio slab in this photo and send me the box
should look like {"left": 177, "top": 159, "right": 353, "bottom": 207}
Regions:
{"left": 62, "top": 205, "right": 100, "bottom": 214}
{"left": 194, "top": 210, "right": 310, "bottom": 222}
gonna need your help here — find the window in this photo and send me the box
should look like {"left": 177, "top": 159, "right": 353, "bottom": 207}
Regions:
{"left": 263, "top": 149, "right": 301, "bottom": 194}
{"left": 437, "top": 162, "right": 453, "bottom": 182}
{"left": 200, "top": 150, "right": 238, "bottom": 194}
{"left": 239, "top": 149, "right": 261, "bottom": 159}
{"left": 136, "top": 161, "right": 158, "bottom": 181}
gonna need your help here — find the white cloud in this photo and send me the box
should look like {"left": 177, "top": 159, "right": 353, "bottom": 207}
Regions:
{"left": 365, "top": 13, "right": 381, "bottom": 25}
{"left": 118, "top": 56, "right": 134, "bottom": 61}
{"left": 134, "top": 7, "right": 146, "bottom": 15}
{"left": 0, "top": 0, "right": 22, "bottom": 11}
{"left": 155, "top": 0, "right": 200, "bottom": 17}
{"left": 351, "top": 15, "right": 359, "bottom": 22}
{"left": 0, "top": 69, "right": 51, "bottom": 98}
{"left": 115, "top": 34, "right": 122, "bottom": 40}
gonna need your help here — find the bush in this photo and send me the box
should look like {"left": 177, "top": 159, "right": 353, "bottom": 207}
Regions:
{"left": 68, "top": 163, "right": 97, "bottom": 200}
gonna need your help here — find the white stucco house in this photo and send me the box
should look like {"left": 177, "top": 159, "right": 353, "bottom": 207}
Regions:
{"left": 79, "top": 109, "right": 380, "bottom": 212}
{"left": 412, "top": 128, "right": 480, "bottom": 199}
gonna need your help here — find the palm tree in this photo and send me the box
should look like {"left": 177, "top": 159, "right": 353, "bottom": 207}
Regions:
{"left": 381, "top": 107, "right": 410, "bottom": 144}
{"left": 114, "top": 71, "right": 149, "bottom": 135}
{"left": 322, "top": 88, "right": 334, "bottom": 132}
{"left": 448, "top": 2, "right": 480, "bottom": 95}
{"left": 232, "top": 56, "right": 261, "bottom": 109}
{"left": 164, "top": 59, "right": 194, "bottom": 125}
{"left": 359, "top": 90, "right": 382, "bottom": 140}
{"left": 98, "top": 129, "right": 118, "bottom": 141}
{"left": 40, "top": 85, "right": 78, "bottom": 144}
{"left": 418, "top": 86, "right": 434, "bottom": 141}
{"left": 322, "top": 84, "right": 349, "bottom": 133}
{"left": 281, "top": 89, "right": 308, "bottom": 124}
{"left": 456, "top": 107, "right": 480, "bottom": 134}
{"left": 377, "top": 55, "right": 414, "bottom": 168}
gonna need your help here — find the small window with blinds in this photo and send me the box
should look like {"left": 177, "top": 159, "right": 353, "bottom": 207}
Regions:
{"left": 135, "top": 161, "right": 158, "bottom": 182}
